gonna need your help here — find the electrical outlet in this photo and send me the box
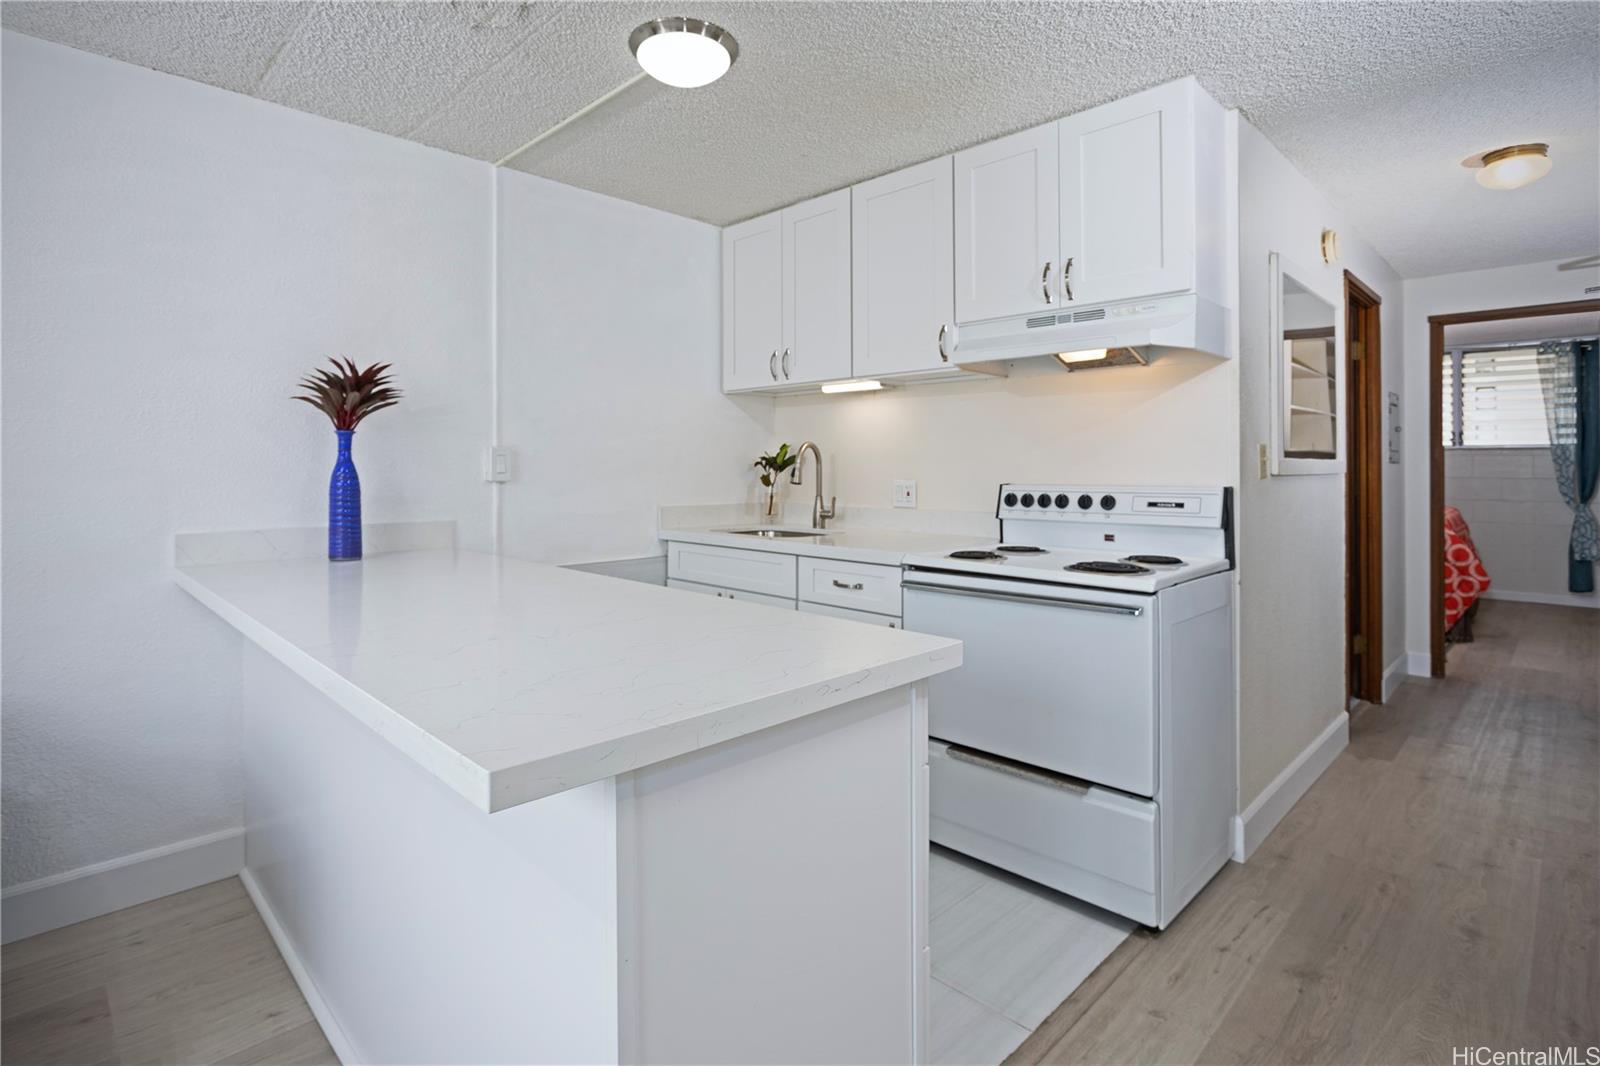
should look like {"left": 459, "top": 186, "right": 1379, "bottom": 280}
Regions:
{"left": 1258, "top": 443, "right": 1268, "bottom": 479}
{"left": 893, "top": 480, "right": 917, "bottom": 508}
{"left": 483, "top": 446, "right": 513, "bottom": 483}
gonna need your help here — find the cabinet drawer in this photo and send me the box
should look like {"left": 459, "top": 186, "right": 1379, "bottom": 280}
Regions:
{"left": 929, "top": 740, "right": 1158, "bottom": 926}
{"left": 667, "top": 542, "right": 798, "bottom": 598}
{"left": 797, "top": 600, "right": 900, "bottom": 628}
{"left": 668, "top": 579, "right": 795, "bottom": 610}
{"left": 798, "top": 557, "right": 901, "bottom": 616}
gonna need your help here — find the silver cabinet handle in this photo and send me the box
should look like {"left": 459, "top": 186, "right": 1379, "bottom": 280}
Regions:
{"left": 1062, "top": 256, "right": 1074, "bottom": 302}
{"left": 901, "top": 578, "right": 1143, "bottom": 616}
{"left": 781, "top": 348, "right": 792, "bottom": 379}
{"left": 1041, "top": 261, "right": 1053, "bottom": 304}
{"left": 832, "top": 579, "right": 864, "bottom": 591}
{"left": 769, "top": 350, "right": 778, "bottom": 380}
{"left": 937, "top": 323, "right": 950, "bottom": 363}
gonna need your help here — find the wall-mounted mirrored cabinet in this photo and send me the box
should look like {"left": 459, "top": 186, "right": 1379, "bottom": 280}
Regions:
{"left": 1268, "top": 253, "right": 1345, "bottom": 475}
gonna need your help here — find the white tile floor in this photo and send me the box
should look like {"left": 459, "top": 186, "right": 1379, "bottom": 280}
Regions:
{"left": 928, "top": 846, "right": 1133, "bottom": 1065}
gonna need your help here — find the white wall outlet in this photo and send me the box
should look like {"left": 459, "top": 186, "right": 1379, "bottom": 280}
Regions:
{"left": 483, "top": 445, "right": 513, "bottom": 483}
{"left": 893, "top": 480, "right": 917, "bottom": 508}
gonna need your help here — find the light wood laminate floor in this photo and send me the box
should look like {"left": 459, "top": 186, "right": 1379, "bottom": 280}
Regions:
{"left": 3, "top": 601, "right": 1593, "bottom": 1066}
{"left": 1009, "top": 600, "right": 1599, "bottom": 1066}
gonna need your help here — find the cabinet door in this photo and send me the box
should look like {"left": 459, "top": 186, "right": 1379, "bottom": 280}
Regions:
{"left": 1058, "top": 81, "right": 1193, "bottom": 306}
{"left": 953, "top": 123, "right": 1059, "bottom": 325}
{"left": 722, "top": 210, "right": 783, "bottom": 391}
{"left": 781, "top": 189, "right": 853, "bottom": 385}
{"left": 851, "top": 157, "right": 955, "bottom": 377}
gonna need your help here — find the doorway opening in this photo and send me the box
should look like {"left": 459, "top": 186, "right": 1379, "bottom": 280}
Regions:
{"left": 1345, "top": 272, "right": 1384, "bottom": 703}
{"left": 1428, "top": 298, "right": 1600, "bottom": 677}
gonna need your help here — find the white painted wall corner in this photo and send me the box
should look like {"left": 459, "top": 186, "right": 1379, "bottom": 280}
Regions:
{"left": 1382, "top": 654, "right": 1410, "bottom": 702}
{"left": 1231, "top": 712, "right": 1348, "bottom": 862}
{"left": 1405, "top": 651, "right": 1432, "bottom": 677}
{"left": 1, "top": 828, "right": 244, "bottom": 944}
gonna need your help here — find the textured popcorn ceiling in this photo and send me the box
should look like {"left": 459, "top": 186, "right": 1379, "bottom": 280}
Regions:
{"left": 4, "top": 1, "right": 1595, "bottom": 277}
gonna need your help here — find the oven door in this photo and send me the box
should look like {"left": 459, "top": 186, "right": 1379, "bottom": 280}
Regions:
{"left": 902, "top": 568, "right": 1157, "bottom": 797}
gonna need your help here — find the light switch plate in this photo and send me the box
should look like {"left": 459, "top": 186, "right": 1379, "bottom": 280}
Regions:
{"left": 484, "top": 446, "right": 513, "bottom": 483}
{"left": 893, "top": 480, "right": 917, "bottom": 508}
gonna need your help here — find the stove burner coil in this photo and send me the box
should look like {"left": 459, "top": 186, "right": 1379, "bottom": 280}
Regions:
{"left": 1067, "top": 560, "right": 1151, "bottom": 575}
{"left": 949, "top": 550, "right": 1005, "bottom": 561}
{"left": 996, "top": 545, "right": 1047, "bottom": 553}
{"left": 1123, "top": 555, "right": 1183, "bottom": 566}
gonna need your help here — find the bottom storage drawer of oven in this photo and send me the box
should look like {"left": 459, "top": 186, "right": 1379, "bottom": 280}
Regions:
{"left": 929, "top": 740, "right": 1159, "bottom": 927}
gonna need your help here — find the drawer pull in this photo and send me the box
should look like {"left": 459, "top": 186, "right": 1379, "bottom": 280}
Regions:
{"left": 832, "top": 579, "right": 865, "bottom": 591}
{"left": 944, "top": 743, "right": 1090, "bottom": 795}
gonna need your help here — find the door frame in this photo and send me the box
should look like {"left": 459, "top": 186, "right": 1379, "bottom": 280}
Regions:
{"left": 1427, "top": 297, "right": 1600, "bottom": 676}
{"left": 1345, "top": 271, "right": 1384, "bottom": 703}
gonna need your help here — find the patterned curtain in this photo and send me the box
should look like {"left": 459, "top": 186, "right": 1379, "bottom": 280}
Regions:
{"left": 1537, "top": 340, "right": 1600, "bottom": 593}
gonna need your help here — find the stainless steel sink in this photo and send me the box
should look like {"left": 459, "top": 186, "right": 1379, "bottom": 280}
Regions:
{"left": 729, "top": 528, "right": 826, "bottom": 538}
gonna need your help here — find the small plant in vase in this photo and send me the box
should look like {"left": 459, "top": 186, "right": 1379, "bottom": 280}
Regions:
{"left": 754, "top": 444, "right": 798, "bottom": 520}
{"left": 292, "top": 359, "right": 402, "bottom": 561}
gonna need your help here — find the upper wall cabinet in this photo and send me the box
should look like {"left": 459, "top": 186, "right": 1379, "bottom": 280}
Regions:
{"left": 723, "top": 192, "right": 852, "bottom": 391}
{"left": 953, "top": 78, "right": 1227, "bottom": 327}
{"left": 722, "top": 210, "right": 784, "bottom": 391}
{"left": 1059, "top": 80, "right": 1193, "bottom": 306}
{"left": 851, "top": 157, "right": 956, "bottom": 378}
{"left": 952, "top": 125, "right": 1060, "bottom": 325}
{"left": 781, "top": 190, "right": 853, "bottom": 386}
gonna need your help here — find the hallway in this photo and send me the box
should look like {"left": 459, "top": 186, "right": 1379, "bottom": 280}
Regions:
{"left": 1012, "top": 599, "right": 1600, "bottom": 1064}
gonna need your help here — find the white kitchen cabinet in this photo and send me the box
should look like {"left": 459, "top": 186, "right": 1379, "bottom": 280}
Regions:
{"left": 667, "top": 542, "right": 797, "bottom": 599}
{"left": 721, "top": 210, "right": 783, "bottom": 390}
{"left": 953, "top": 123, "right": 1059, "bottom": 324}
{"left": 1058, "top": 79, "right": 1195, "bottom": 306}
{"left": 798, "top": 556, "right": 903, "bottom": 618}
{"left": 851, "top": 157, "right": 956, "bottom": 377}
{"left": 798, "top": 600, "right": 901, "bottom": 628}
{"left": 668, "top": 578, "right": 796, "bottom": 610}
{"left": 780, "top": 189, "right": 853, "bottom": 385}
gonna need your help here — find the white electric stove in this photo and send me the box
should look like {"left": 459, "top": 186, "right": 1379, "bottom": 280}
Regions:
{"left": 902, "top": 485, "right": 1237, "bottom": 929}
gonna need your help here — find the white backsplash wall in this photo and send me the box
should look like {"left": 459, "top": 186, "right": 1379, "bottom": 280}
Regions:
{"left": 768, "top": 355, "right": 1239, "bottom": 513}
{"left": 495, "top": 170, "right": 773, "bottom": 565}
{"left": 1446, "top": 447, "right": 1599, "bottom": 606}
{"left": 1, "top": 33, "right": 494, "bottom": 887}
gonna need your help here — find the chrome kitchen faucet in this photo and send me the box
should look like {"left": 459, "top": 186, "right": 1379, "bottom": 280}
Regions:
{"left": 790, "top": 441, "right": 836, "bottom": 530}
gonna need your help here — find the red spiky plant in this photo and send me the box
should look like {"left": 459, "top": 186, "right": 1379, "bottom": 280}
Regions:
{"left": 292, "top": 358, "right": 401, "bottom": 430}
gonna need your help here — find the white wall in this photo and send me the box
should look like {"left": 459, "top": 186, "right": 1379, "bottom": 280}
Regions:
{"left": 1446, "top": 448, "right": 1599, "bottom": 607}
{"left": 1, "top": 32, "right": 495, "bottom": 886}
{"left": 494, "top": 170, "right": 771, "bottom": 564}
{"left": 769, "top": 355, "right": 1239, "bottom": 513}
{"left": 1402, "top": 260, "right": 1600, "bottom": 653}
{"left": 1235, "top": 121, "right": 1407, "bottom": 808}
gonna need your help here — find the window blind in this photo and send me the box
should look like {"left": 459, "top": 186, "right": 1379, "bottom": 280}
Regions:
{"left": 1442, "top": 346, "right": 1561, "bottom": 448}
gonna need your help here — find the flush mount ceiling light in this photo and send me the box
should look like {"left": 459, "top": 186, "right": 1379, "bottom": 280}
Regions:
{"left": 629, "top": 17, "right": 739, "bottom": 88}
{"left": 1462, "top": 143, "right": 1552, "bottom": 191}
{"left": 819, "top": 379, "right": 884, "bottom": 394}
{"left": 1053, "top": 347, "right": 1149, "bottom": 372}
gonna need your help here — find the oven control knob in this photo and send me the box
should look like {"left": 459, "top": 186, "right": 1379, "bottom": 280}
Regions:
{"left": 1100, "top": 494, "right": 1117, "bottom": 510}
{"left": 1003, "top": 492, "right": 1018, "bottom": 507}
{"left": 1020, "top": 493, "right": 1035, "bottom": 507}
{"left": 1037, "top": 494, "right": 1051, "bottom": 508}
{"left": 1077, "top": 494, "right": 1093, "bottom": 510}
{"left": 1054, "top": 493, "right": 1070, "bottom": 509}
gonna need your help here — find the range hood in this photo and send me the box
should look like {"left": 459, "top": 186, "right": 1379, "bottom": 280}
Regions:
{"left": 950, "top": 292, "right": 1230, "bottom": 366}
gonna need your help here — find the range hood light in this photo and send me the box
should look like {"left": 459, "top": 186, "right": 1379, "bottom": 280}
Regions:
{"left": 1053, "top": 347, "right": 1149, "bottom": 372}
{"left": 819, "top": 379, "right": 884, "bottom": 394}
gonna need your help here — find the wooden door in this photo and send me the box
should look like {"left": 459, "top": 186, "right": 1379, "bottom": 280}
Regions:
{"left": 1345, "top": 272, "right": 1384, "bottom": 703}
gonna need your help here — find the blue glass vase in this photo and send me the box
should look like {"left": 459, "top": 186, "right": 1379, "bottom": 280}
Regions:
{"left": 328, "top": 429, "right": 362, "bottom": 561}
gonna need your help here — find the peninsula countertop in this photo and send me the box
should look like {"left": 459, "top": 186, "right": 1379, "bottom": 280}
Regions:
{"left": 175, "top": 549, "right": 962, "bottom": 813}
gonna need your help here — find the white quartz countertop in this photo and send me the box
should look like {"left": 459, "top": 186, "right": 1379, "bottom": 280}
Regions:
{"left": 175, "top": 549, "right": 961, "bottom": 813}
{"left": 659, "top": 525, "right": 988, "bottom": 566}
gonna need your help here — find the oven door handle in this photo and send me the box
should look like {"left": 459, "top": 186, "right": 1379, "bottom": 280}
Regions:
{"left": 901, "top": 579, "right": 1145, "bottom": 617}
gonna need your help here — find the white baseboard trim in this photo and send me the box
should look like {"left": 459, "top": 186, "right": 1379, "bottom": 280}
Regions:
{"left": 2, "top": 828, "right": 244, "bottom": 944}
{"left": 1481, "top": 588, "right": 1599, "bottom": 609}
{"left": 1231, "top": 712, "right": 1349, "bottom": 863}
{"left": 1406, "top": 651, "right": 1432, "bottom": 677}
{"left": 1382, "top": 654, "right": 1409, "bottom": 701}
{"left": 240, "top": 867, "right": 357, "bottom": 1065}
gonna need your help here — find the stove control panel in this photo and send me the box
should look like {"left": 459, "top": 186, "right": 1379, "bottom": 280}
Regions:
{"left": 996, "top": 485, "right": 1225, "bottom": 527}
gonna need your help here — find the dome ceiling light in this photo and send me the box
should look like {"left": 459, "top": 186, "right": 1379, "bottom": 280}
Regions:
{"left": 629, "top": 17, "right": 739, "bottom": 89}
{"left": 1463, "top": 143, "right": 1552, "bottom": 191}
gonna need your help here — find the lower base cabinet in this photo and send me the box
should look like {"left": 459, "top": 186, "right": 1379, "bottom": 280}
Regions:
{"left": 798, "top": 600, "right": 901, "bottom": 628}
{"left": 667, "top": 578, "right": 796, "bottom": 610}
